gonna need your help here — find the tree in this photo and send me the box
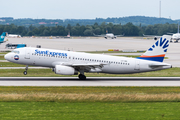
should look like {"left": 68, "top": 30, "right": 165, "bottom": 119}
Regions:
{"left": 83, "top": 29, "right": 93, "bottom": 36}
{"left": 94, "top": 28, "right": 101, "bottom": 35}
{"left": 27, "top": 31, "right": 34, "bottom": 36}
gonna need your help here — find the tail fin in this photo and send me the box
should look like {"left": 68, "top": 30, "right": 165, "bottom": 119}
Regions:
{"left": 0, "top": 32, "right": 7, "bottom": 42}
{"left": 137, "top": 35, "right": 170, "bottom": 62}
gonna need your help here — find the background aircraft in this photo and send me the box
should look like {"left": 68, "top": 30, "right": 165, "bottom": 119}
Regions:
{"left": 0, "top": 32, "right": 7, "bottom": 44}
{"left": 143, "top": 23, "right": 180, "bottom": 43}
{"left": 5, "top": 36, "right": 171, "bottom": 80}
{"left": 93, "top": 30, "right": 124, "bottom": 39}
{"left": 167, "top": 23, "right": 180, "bottom": 43}
{"left": 93, "top": 33, "right": 124, "bottom": 39}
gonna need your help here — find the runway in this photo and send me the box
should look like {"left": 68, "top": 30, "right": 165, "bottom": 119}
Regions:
{"left": 1, "top": 77, "right": 180, "bottom": 86}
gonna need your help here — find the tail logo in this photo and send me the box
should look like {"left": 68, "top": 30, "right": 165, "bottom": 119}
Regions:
{"left": 1, "top": 36, "right": 4, "bottom": 39}
{"left": 148, "top": 37, "right": 169, "bottom": 53}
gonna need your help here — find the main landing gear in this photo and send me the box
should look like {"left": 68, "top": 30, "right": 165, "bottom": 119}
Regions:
{"left": 78, "top": 74, "right": 86, "bottom": 80}
{"left": 23, "top": 65, "right": 28, "bottom": 75}
{"left": 78, "top": 69, "right": 86, "bottom": 80}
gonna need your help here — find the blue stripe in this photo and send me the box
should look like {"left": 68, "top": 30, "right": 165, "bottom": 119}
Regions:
{"left": 136, "top": 57, "right": 164, "bottom": 62}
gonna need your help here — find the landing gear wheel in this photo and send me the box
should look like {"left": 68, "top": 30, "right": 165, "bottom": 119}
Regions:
{"left": 78, "top": 74, "right": 86, "bottom": 80}
{"left": 23, "top": 71, "right": 27, "bottom": 75}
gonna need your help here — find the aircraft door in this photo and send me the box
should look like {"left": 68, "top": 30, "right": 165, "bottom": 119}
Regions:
{"left": 25, "top": 48, "right": 31, "bottom": 59}
{"left": 134, "top": 60, "right": 140, "bottom": 70}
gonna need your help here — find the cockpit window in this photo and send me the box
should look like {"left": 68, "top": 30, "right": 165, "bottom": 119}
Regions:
{"left": 12, "top": 50, "right": 20, "bottom": 54}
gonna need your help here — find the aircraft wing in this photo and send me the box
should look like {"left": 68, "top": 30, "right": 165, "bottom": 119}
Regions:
{"left": 115, "top": 34, "right": 124, "bottom": 37}
{"left": 93, "top": 33, "right": 105, "bottom": 37}
{"left": 52, "top": 62, "right": 108, "bottom": 72}
{"left": 167, "top": 33, "right": 174, "bottom": 35}
{"left": 143, "top": 34, "right": 161, "bottom": 37}
{"left": 72, "top": 63, "right": 107, "bottom": 67}
{"left": 72, "top": 63, "right": 108, "bottom": 72}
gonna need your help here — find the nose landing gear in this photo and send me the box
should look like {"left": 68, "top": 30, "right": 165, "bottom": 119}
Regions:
{"left": 23, "top": 65, "right": 28, "bottom": 75}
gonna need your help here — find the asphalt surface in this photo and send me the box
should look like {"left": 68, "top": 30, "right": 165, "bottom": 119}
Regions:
{"left": 0, "top": 77, "right": 180, "bottom": 86}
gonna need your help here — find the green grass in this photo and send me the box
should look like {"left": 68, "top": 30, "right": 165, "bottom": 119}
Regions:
{"left": 0, "top": 62, "right": 33, "bottom": 67}
{"left": 0, "top": 62, "right": 25, "bottom": 67}
{"left": 0, "top": 51, "right": 10, "bottom": 54}
{"left": 0, "top": 102, "right": 180, "bottom": 120}
{"left": 0, "top": 56, "right": 5, "bottom": 60}
{"left": 0, "top": 67, "right": 179, "bottom": 77}
{"left": 0, "top": 87, "right": 180, "bottom": 119}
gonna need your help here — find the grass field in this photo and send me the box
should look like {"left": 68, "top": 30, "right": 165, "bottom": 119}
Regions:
{"left": 0, "top": 102, "right": 180, "bottom": 120}
{"left": 0, "top": 62, "right": 29, "bottom": 67}
{"left": 1, "top": 87, "right": 180, "bottom": 102}
{"left": 0, "top": 87, "right": 180, "bottom": 119}
{"left": 0, "top": 67, "right": 179, "bottom": 77}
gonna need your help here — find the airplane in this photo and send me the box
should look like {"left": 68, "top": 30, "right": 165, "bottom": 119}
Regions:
{"left": 4, "top": 36, "right": 172, "bottom": 80}
{"left": 143, "top": 23, "right": 180, "bottom": 42}
{"left": 7, "top": 34, "right": 21, "bottom": 38}
{"left": 167, "top": 23, "right": 180, "bottom": 43}
{"left": 0, "top": 32, "right": 7, "bottom": 44}
{"left": 93, "top": 33, "right": 124, "bottom": 39}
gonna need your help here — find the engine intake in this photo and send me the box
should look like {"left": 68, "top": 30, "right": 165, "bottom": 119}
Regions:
{"left": 54, "top": 65, "right": 78, "bottom": 75}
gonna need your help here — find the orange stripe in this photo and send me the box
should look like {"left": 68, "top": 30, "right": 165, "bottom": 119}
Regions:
{"left": 140, "top": 54, "right": 165, "bottom": 58}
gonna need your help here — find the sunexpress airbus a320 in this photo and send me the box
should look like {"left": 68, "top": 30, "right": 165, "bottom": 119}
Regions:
{"left": 5, "top": 36, "right": 172, "bottom": 80}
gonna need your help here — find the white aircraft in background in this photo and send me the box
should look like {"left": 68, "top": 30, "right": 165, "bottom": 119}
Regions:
{"left": 143, "top": 23, "right": 180, "bottom": 43}
{"left": 93, "top": 33, "right": 124, "bottom": 39}
{"left": 168, "top": 23, "right": 180, "bottom": 43}
{"left": 7, "top": 34, "right": 21, "bottom": 38}
{"left": 5, "top": 36, "right": 171, "bottom": 80}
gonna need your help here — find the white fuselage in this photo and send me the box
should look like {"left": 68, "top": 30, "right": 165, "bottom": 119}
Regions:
{"left": 5, "top": 47, "right": 171, "bottom": 74}
{"left": 105, "top": 33, "right": 116, "bottom": 39}
{"left": 172, "top": 33, "right": 180, "bottom": 40}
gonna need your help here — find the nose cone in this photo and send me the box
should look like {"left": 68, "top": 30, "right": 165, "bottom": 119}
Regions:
{"left": 4, "top": 53, "right": 10, "bottom": 61}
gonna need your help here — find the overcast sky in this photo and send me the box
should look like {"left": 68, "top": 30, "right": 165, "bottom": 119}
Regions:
{"left": 1, "top": 0, "right": 179, "bottom": 20}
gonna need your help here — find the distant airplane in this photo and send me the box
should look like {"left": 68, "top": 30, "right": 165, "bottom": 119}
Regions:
{"left": 93, "top": 30, "right": 124, "bottom": 39}
{"left": 5, "top": 36, "right": 171, "bottom": 80}
{"left": 167, "top": 23, "right": 180, "bottom": 43}
{"left": 0, "top": 32, "right": 7, "bottom": 44}
{"left": 7, "top": 34, "right": 21, "bottom": 38}
{"left": 143, "top": 23, "right": 180, "bottom": 43}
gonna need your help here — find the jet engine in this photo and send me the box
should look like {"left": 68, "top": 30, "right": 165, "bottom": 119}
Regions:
{"left": 54, "top": 65, "right": 78, "bottom": 75}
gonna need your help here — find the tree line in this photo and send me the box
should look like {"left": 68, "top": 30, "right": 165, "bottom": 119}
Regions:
{"left": 0, "top": 22, "right": 179, "bottom": 37}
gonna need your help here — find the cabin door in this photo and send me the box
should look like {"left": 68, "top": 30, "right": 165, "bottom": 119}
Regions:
{"left": 134, "top": 60, "right": 140, "bottom": 70}
{"left": 25, "top": 48, "right": 31, "bottom": 59}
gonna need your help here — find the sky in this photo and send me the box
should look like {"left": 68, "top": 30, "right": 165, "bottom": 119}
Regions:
{"left": 1, "top": 0, "right": 180, "bottom": 20}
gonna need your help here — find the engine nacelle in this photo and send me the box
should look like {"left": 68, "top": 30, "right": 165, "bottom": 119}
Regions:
{"left": 54, "top": 65, "right": 78, "bottom": 75}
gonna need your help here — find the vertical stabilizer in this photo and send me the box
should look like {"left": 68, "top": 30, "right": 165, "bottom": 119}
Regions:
{"left": 0, "top": 32, "right": 7, "bottom": 42}
{"left": 137, "top": 35, "right": 170, "bottom": 62}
